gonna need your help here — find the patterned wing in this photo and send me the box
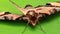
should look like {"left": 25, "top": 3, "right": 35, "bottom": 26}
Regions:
{"left": 36, "top": 7, "right": 60, "bottom": 15}
{"left": 35, "top": 6, "right": 60, "bottom": 19}
{"left": 0, "top": 12, "right": 28, "bottom": 21}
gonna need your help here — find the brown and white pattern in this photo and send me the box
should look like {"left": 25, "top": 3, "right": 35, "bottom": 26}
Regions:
{"left": 0, "top": 0, "right": 60, "bottom": 26}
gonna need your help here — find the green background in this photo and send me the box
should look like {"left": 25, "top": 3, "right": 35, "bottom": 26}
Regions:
{"left": 0, "top": 0, "right": 60, "bottom": 34}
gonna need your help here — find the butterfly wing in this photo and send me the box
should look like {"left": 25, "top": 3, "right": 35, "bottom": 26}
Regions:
{"left": 0, "top": 12, "right": 29, "bottom": 21}
{"left": 35, "top": 2, "right": 60, "bottom": 15}
{"left": 35, "top": 5, "right": 60, "bottom": 19}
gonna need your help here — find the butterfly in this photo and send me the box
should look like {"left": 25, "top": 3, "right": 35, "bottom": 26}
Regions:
{"left": 0, "top": 0, "right": 60, "bottom": 26}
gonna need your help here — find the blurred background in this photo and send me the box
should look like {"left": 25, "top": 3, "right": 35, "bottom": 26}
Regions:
{"left": 0, "top": 0, "right": 60, "bottom": 34}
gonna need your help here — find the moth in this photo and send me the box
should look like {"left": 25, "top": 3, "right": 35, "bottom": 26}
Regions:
{"left": 0, "top": 0, "right": 60, "bottom": 26}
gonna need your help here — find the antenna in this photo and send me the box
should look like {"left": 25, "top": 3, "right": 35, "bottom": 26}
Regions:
{"left": 9, "top": 0, "right": 27, "bottom": 15}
